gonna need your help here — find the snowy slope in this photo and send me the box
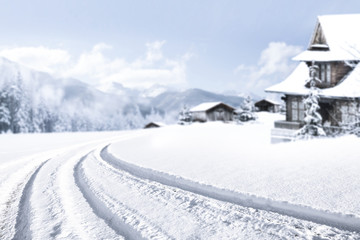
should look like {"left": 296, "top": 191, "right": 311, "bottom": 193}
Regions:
{"left": 108, "top": 113, "right": 360, "bottom": 231}
{"left": 1, "top": 114, "right": 360, "bottom": 239}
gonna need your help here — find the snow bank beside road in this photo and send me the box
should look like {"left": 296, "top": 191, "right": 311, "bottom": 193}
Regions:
{"left": 108, "top": 113, "right": 360, "bottom": 225}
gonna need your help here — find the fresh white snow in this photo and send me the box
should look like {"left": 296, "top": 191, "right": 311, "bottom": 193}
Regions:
{"left": 190, "top": 102, "right": 224, "bottom": 112}
{"left": 108, "top": 113, "right": 360, "bottom": 231}
{"left": 1, "top": 112, "right": 360, "bottom": 239}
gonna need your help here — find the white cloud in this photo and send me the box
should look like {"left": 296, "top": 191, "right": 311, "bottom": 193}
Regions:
{"left": 68, "top": 41, "right": 191, "bottom": 89}
{"left": 145, "top": 40, "right": 165, "bottom": 62}
{"left": 0, "top": 41, "right": 192, "bottom": 90}
{"left": 0, "top": 46, "right": 71, "bottom": 74}
{"left": 234, "top": 42, "right": 303, "bottom": 95}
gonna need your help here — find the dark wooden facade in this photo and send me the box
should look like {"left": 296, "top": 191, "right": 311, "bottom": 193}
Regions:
{"left": 144, "top": 122, "right": 164, "bottom": 129}
{"left": 190, "top": 103, "right": 235, "bottom": 122}
{"left": 305, "top": 61, "right": 354, "bottom": 89}
{"left": 255, "top": 99, "right": 280, "bottom": 112}
{"left": 283, "top": 95, "right": 360, "bottom": 128}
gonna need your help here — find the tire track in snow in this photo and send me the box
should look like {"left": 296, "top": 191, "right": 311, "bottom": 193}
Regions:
{"left": 90, "top": 149, "right": 300, "bottom": 239}
{"left": 0, "top": 132, "right": 147, "bottom": 240}
{"left": 101, "top": 145, "right": 360, "bottom": 233}
{"left": 74, "top": 153, "right": 173, "bottom": 240}
{"left": 0, "top": 157, "right": 50, "bottom": 240}
{"left": 13, "top": 159, "right": 49, "bottom": 240}
{"left": 93, "top": 146, "right": 358, "bottom": 239}
{"left": 28, "top": 145, "right": 123, "bottom": 239}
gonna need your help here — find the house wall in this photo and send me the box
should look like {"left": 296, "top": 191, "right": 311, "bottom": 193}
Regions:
{"left": 284, "top": 95, "right": 360, "bottom": 128}
{"left": 255, "top": 101, "right": 280, "bottom": 112}
{"left": 333, "top": 100, "right": 360, "bottom": 125}
{"left": 331, "top": 62, "right": 353, "bottom": 86}
{"left": 191, "top": 112, "right": 207, "bottom": 122}
{"left": 190, "top": 104, "right": 235, "bottom": 122}
{"left": 206, "top": 106, "right": 233, "bottom": 121}
{"left": 286, "top": 95, "right": 305, "bottom": 122}
{"left": 305, "top": 61, "right": 353, "bottom": 89}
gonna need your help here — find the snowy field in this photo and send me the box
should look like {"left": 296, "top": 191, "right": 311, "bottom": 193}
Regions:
{"left": 1, "top": 112, "right": 360, "bottom": 239}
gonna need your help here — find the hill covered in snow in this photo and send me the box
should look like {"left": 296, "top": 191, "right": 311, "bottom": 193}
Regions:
{"left": 0, "top": 57, "right": 248, "bottom": 133}
{"left": 1, "top": 112, "right": 359, "bottom": 239}
{"left": 150, "top": 88, "right": 246, "bottom": 113}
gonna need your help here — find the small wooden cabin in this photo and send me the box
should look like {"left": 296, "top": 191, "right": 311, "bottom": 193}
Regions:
{"left": 255, "top": 99, "right": 281, "bottom": 112}
{"left": 144, "top": 122, "right": 165, "bottom": 129}
{"left": 266, "top": 14, "right": 360, "bottom": 140}
{"left": 190, "top": 102, "right": 235, "bottom": 122}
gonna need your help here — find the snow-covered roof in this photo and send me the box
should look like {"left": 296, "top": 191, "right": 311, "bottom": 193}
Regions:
{"left": 144, "top": 122, "right": 166, "bottom": 128}
{"left": 190, "top": 102, "right": 234, "bottom": 112}
{"left": 152, "top": 122, "right": 166, "bottom": 127}
{"left": 294, "top": 14, "right": 360, "bottom": 61}
{"left": 266, "top": 62, "right": 360, "bottom": 98}
{"left": 255, "top": 99, "right": 281, "bottom": 105}
{"left": 293, "top": 50, "right": 357, "bottom": 62}
{"left": 266, "top": 14, "right": 360, "bottom": 98}
{"left": 266, "top": 63, "right": 310, "bottom": 96}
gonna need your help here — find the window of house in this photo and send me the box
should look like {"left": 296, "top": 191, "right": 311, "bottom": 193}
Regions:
{"left": 317, "top": 63, "right": 331, "bottom": 83}
{"left": 291, "top": 98, "right": 305, "bottom": 121}
{"left": 292, "top": 101, "right": 298, "bottom": 121}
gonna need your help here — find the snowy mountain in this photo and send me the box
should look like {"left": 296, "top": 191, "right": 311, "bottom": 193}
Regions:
{"left": 0, "top": 57, "right": 251, "bottom": 133}
{"left": 150, "top": 88, "right": 246, "bottom": 113}
{"left": 0, "top": 57, "right": 144, "bottom": 133}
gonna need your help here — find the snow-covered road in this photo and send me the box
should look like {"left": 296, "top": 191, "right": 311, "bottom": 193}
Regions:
{"left": 1, "top": 130, "right": 360, "bottom": 239}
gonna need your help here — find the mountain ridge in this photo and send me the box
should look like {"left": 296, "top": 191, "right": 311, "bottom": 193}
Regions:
{"left": 0, "top": 57, "right": 254, "bottom": 133}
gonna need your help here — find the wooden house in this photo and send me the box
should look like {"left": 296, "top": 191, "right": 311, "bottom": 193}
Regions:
{"left": 255, "top": 99, "right": 281, "bottom": 113}
{"left": 144, "top": 122, "right": 165, "bottom": 129}
{"left": 190, "top": 102, "right": 235, "bottom": 122}
{"left": 266, "top": 14, "right": 360, "bottom": 140}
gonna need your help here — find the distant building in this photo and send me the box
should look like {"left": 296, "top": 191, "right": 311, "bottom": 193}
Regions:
{"left": 255, "top": 99, "right": 281, "bottom": 113}
{"left": 144, "top": 122, "right": 165, "bottom": 129}
{"left": 190, "top": 102, "right": 235, "bottom": 122}
{"left": 266, "top": 14, "right": 360, "bottom": 140}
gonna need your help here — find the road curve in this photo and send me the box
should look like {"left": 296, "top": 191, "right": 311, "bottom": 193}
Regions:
{"left": 1, "top": 133, "right": 359, "bottom": 240}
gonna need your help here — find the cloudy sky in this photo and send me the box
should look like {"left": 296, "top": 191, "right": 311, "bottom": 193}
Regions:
{"left": 1, "top": 0, "right": 360, "bottom": 96}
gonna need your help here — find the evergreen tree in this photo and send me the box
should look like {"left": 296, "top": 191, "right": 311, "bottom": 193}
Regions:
{"left": 2, "top": 84, "right": 21, "bottom": 133}
{"left": 296, "top": 63, "right": 326, "bottom": 139}
{"left": 237, "top": 96, "right": 257, "bottom": 122}
{"left": 0, "top": 72, "right": 32, "bottom": 133}
{"left": 0, "top": 100, "right": 10, "bottom": 133}
{"left": 178, "top": 105, "right": 192, "bottom": 125}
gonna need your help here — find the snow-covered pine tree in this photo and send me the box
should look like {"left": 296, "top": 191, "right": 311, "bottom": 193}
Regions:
{"left": 146, "top": 107, "right": 164, "bottom": 124}
{"left": 0, "top": 100, "right": 10, "bottom": 133}
{"left": 237, "top": 96, "right": 256, "bottom": 122}
{"left": 2, "top": 84, "right": 21, "bottom": 133}
{"left": 178, "top": 105, "right": 192, "bottom": 125}
{"left": 13, "top": 73, "right": 32, "bottom": 133}
{"left": 123, "top": 104, "right": 146, "bottom": 129}
{"left": 296, "top": 63, "right": 326, "bottom": 139}
{"left": 0, "top": 72, "right": 33, "bottom": 133}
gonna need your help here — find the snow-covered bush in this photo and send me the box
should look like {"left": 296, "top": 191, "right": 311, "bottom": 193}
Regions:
{"left": 235, "top": 96, "right": 257, "bottom": 123}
